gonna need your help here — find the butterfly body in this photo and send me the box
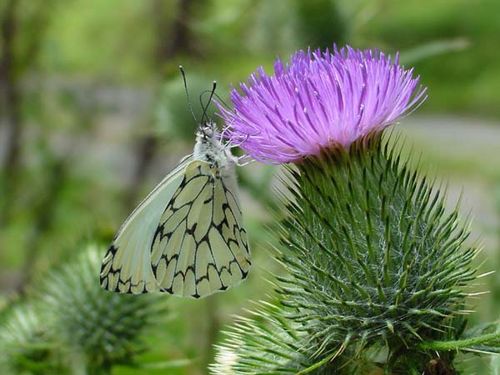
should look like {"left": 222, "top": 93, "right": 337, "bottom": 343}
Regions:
{"left": 100, "top": 122, "right": 251, "bottom": 298}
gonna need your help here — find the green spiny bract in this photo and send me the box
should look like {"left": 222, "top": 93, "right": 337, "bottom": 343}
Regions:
{"left": 210, "top": 302, "right": 309, "bottom": 374}
{"left": 210, "top": 301, "right": 391, "bottom": 375}
{"left": 38, "top": 244, "right": 167, "bottom": 372}
{"left": 277, "top": 135, "right": 476, "bottom": 370}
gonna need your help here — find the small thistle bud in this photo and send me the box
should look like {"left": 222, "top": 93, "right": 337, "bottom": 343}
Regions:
{"left": 0, "top": 302, "right": 62, "bottom": 374}
{"left": 213, "top": 46, "right": 480, "bottom": 374}
{"left": 38, "top": 244, "right": 167, "bottom": 372}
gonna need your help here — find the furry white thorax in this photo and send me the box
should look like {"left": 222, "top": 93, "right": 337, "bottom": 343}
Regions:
{"left": 193, "top": 122, "right": 236, "bottom": 169}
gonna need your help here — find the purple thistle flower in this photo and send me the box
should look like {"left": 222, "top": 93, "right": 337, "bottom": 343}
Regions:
{"left": 218, "top": 46, "right": 427, "bottom": 164}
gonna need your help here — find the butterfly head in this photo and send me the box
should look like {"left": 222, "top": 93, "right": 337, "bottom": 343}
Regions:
{"left": 194, "top": 122, "right": 235, "bottom": 169}
{"left": 197, "top": 121, "right": 218, "bottom": 140}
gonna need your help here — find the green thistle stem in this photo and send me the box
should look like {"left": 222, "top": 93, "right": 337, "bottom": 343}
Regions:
{"left": 419, "top": 331, "right": 500, "bottom": 351}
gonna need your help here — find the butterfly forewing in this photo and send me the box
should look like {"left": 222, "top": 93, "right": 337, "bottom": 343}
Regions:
{"left": 151, "top": 160, "right": 251, "bottom": 298}
{"left": 100, "top": 158, "right": 191, "bottom": 294}
{"left": 100, "top": 121, "right": 251, "bottom": 298}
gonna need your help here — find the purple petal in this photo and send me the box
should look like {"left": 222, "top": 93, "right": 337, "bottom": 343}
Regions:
{"left": 216, "top": 45, "right": 426, "bottom": 164}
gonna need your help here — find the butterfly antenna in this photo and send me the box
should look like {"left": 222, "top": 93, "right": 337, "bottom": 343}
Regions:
{"left": 179, "top": 65, "right": 197, "bottom": 123}
{"left": 200, "top": 80, "right": 217, "bottom": 124}
{"left": 213, "top": 91, "right": 230, "bottom": 109}
{"left": 200, "top": 90, "right": 230, "bottom": 110}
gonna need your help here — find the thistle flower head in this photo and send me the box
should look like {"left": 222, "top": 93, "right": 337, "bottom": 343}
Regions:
{"left": 218, "top": 46, "right": 426, "bottom": 163}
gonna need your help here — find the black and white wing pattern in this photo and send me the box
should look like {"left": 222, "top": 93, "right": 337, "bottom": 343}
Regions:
{"left": 100, "top": 158, "right": 191, "bottom": 294}
{"left": 150, "top": 160, "right": 251, "bottom": 298}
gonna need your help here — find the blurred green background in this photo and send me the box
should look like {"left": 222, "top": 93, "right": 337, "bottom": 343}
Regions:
{"left": 0, "top": 0, "right": 499, "bottom": 374}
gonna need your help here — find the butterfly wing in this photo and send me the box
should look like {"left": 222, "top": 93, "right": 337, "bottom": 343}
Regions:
{"left": 100, "top": 156, "right": 192, "bottom": 294}
{"left": 150, "top": 160, "right": 251, "bottom": 298}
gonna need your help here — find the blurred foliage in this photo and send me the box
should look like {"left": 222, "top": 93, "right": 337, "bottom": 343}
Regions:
{"left": 294, "top": 0, "right": 348, "bottom": 48}
{"left": 1, "top": 0, "right": 499, "bottom": 374}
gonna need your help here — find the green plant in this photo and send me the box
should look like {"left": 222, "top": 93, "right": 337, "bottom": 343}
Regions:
{"left": 0, "top": 301, "right": 63, "bottom": 374}
{"left": 38, "top": 244, "right": 168, "bottom": 374}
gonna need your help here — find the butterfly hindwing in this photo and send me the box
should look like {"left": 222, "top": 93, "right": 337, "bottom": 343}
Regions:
{"left": 100, "top": 157, "right": 191, "bottom": 294}
{"left": 150, "top": 160, "right": 251, "bottom": 298}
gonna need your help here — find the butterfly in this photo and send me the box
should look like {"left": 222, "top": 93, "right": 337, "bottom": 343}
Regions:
{"left": 100, "top": 121, "right": 251, "bottom": 298}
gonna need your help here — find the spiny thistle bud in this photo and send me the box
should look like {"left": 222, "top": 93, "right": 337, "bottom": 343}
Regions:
{"left": 0, "top": 302, "right": 64, "bottom": 374}
{"left": 277, "top": 138, "right": 475, "bottom": 363}
{"left": 213, "top": 46, "right": 481, "bottom": 374}
{"left": 38, "top": 244, "right": 167, "bottom": 372}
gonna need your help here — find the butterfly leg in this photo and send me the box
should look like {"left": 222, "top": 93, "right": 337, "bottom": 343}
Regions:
{"left": 236, "top": 155, "right": 255, "bottom": 167}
